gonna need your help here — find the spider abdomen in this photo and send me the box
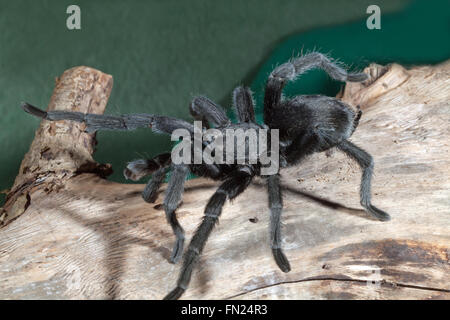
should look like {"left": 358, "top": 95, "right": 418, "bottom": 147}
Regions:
{"left": 271, "top": 95, "right": 356, "bottom": 143}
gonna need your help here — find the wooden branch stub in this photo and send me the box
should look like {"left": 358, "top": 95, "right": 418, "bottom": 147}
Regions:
{"left": 0, "top": 66, "right": 113, "bottom": 226}
{"left": 338, "top": 63, "right": 410, "bottom": 107}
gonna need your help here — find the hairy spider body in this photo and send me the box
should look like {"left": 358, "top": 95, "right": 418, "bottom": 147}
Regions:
{"left": 273, "top": 96, "right": 358, "bottom": 145}
{"left": 22, "top": 52, "right": 390, "bottom": 300}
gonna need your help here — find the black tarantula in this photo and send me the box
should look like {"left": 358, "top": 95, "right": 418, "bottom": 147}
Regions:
{"left": 22, "top": 52, "right": 390, "bottom": 300}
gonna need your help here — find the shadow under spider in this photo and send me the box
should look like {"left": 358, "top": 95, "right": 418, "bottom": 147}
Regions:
{"left": 250, "top": 181, "right": 374, "bottom": 221}
{"left": 42, "top": 205, "right": 171, "bottom": 299}
{"left": 179, "top": 179, "right": 370, "bottom": 221}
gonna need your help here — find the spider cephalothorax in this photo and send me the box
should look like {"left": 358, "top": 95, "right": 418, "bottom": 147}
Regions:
{"left": 23, "top": 52, "right": 390, "bottom": 300}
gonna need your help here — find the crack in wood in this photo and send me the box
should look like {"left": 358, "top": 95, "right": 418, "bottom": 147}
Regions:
{"left": 226, "top": 276, "right": 450, "bottom": 299}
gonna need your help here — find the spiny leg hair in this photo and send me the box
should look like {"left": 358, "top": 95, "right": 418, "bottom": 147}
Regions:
{"left": 264, "top": 52, "right": 368, "bottom": 120}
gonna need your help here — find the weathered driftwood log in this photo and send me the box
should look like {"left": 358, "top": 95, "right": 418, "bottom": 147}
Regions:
{"left": 0, "top": 62, "right": 449, "bottom": 300}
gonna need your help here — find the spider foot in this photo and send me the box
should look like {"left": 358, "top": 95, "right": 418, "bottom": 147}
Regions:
{"left": 169, "top": 237, "right": 185, "bottom": 264}
{"left": 142, "top": 192, "right": 158, "bottom": 203}
{"left": 123, "top": 160, "right": 149, "bottom": 181}
{"left": 22, "top": 102, "right": 48, "bottom": 118}
{"left": 163, "top": 286, "right": 185, "bottom": 300}
{"left": 271, "top": 63, "right": 296, "bottom": 81}
{"left": 272, "top": 248, "right": 291, "bottom": 273}
{"left": 364, "top": 203, "right": 391, "bottom": 221}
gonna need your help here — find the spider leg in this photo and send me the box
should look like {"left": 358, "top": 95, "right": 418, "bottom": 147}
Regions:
{"left": 268, "top": 174, "right": 290, "bottom": 272}
{"left": 189, "top": 97, "right": 210, "bottom": 129}
{"left": 164, "top": 164, "right": 190, "bottom": 264}
{"left": 22, "top": 103, "right": 194, "bottom": 134}
{"left": 232, "top": 86, "right": 256, "bottom": 123}
{"left": 123, "top": 153, "right": 171, "bottom": 203}
{"left": 142, "top": 167, "right": 167, "bottom": 203}
{"left": 264, "top": 52, "right": 368, "bottom": 120}
{"left": 123, "top": 153, "right": 171, "bottom": 181}
{"left": 164, "top": 168, "right": 253, "bottom": 300}
{"left": 337, "top": 140, "right": 390, "bottom": 221}
{"left": 350, "top": 105, "right": 362, "bottom": 136}
{"left": 189, "top": 96, "right": 230, "bottom": 128}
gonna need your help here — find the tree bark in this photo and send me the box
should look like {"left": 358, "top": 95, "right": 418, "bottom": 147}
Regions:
{"left": 0, "top": 62, "right": 449, "bottom": 299}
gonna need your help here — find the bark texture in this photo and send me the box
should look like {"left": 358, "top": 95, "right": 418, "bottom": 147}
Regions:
{"left": 0, "top": 66, "right": 113, "bottom": 226}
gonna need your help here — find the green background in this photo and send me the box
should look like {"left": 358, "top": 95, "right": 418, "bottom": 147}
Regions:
{"left": 1, "top": 0, "right": 449, "bottom": 206}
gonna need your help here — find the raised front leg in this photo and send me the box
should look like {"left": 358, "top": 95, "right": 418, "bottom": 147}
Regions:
{"left": 22, "top": 102, "right": 194, "bottom": 134}
{"left": 264, "top": 52, "right": 368, "bottom": 121}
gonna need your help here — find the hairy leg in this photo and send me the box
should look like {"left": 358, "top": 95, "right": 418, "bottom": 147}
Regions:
{"left": 337, "top": 140, "right": 390, "bottom": 221}
{"left": 123, "top": 153, "right": 171, "bottom": 181}
{"left": 189, "top": 98, "right": 210, "bottom": 129}
{"left": 264, "top": 52, "right": 368, "bottom": 121}
{"left": 164, "top": 168, "right": 253, "bottom": 300}
{"left": 164, "top": 165, "right": 190, "bottom": 263}
{"left": 350, "top": 105, "right": 362, "bottom": 136}
{"left": 267, "top": 174, "right": 290, "bottom": 272}
{"left": 22, "top": 103, "right": 194, "bottom": 134}
{"left": 123, "top": 153, "right": 171, "bottom": 203}
{"left": 142, "top": 167, "right": 166, "bottom": 203}
{"left": 189, "top": 96, "right": 230, "bottom": 128}
{"left": 232, "top": 86, "right": 256, "bottom": 123}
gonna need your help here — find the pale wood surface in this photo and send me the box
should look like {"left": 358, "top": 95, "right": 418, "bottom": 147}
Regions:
{"left": 0, "top": 62, "right": 449, "bottom": 299}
